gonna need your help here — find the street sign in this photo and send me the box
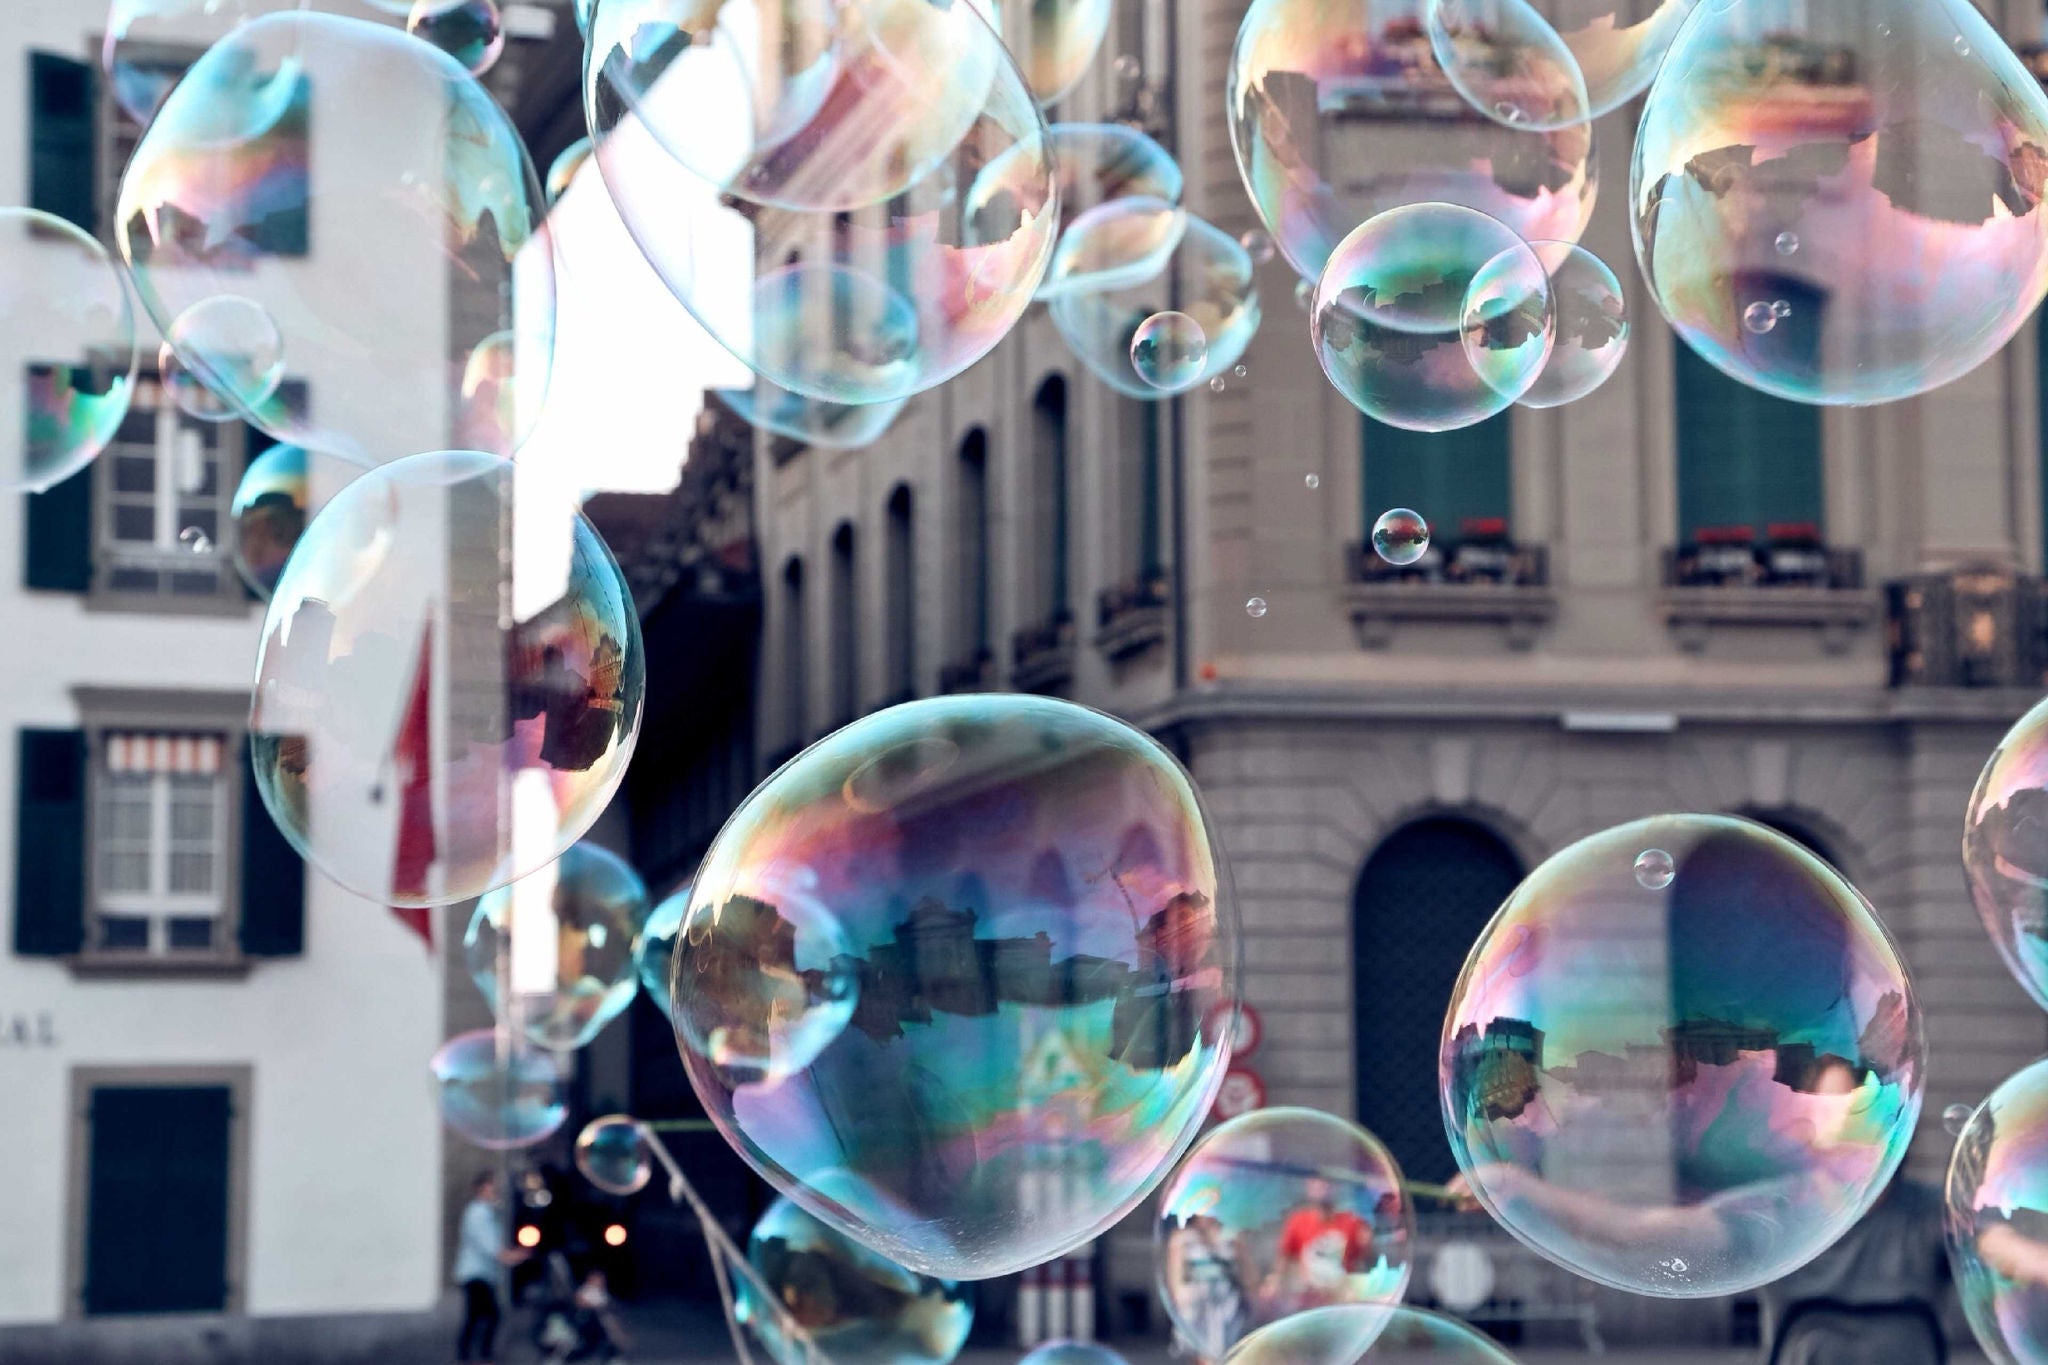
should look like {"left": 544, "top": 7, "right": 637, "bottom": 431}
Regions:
{"left": 1212, "top": 1066, "right": 1266, "bottom": 1120}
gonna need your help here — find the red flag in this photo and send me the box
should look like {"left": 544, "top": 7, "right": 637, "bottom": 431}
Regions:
{"left": 390, "top": 619, "right": 438, "bottom": 945}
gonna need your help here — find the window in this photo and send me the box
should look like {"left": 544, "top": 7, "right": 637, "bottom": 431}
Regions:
{"left": 95, "top": 377, "right": 244, "bottom": 602}
{"left": 91, "top": 732, "right": 229, "bottom": 956}
{"left": 782, "top": 557, "right": 807, "bottom": 748}
{"left": 30, "top": 51, "right": 96, "bottom": 233}
{"left": 956, "top": 429, "right": 991, "bottom": 659}
{"left": 1031, "top": 377, "right": 1071, "bottom": 622}
{"left": 1674, "top": 339, "right": 1822, "bottom": 547}
{"left": 1361, "top": 413, "right": 1511, "bottom": 551}
{"left": 830, "top": 522, "right": 859, "bottom": 725}
{"left": 885, "top": 485, "right": 916, "bottom": 700}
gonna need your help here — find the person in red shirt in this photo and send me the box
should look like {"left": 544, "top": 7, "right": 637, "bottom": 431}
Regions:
{"left": 1267, "top": 1177, "right": 1375, "bottom": 1312}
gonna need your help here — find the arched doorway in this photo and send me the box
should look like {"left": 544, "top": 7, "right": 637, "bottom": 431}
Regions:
{"left": 1353, "top": 817, "right": 1523, "bottom": 1183}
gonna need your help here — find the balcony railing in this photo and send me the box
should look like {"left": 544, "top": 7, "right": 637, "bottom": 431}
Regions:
{"left": 1095, "top": 574, "right": 1170, "bottom": 663}
{"left": 1341, "top": 523, "right": 1555, "bottom": 649}
{"left": 937, "top": 648, "right": 996, "bottom": 694}
{"left": 1346, "top": 523, "right": 1549, "bottom": 588}
{"left": 1662, "top": 524, "right": 1863, "bottom": 590}
{"left": 1011, "top": 612, "right": 1078, "bottom": 693}
{"left": 1889, "top": 565, "right": 2048, "bottom": 688}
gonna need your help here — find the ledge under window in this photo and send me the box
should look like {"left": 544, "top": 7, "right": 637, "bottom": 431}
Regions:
{"left": 1660, "top": 538, "right": 1875, "bottom": 654}
{"left": 1342, "top": 538, "right": 1555, "bottom": 650}
{"left": 67, "top": 953, "right": 252, "bottom": 981}
{"left": 1095, "top": 575, "right": 1170, "bottom": 663}
{"left": 1011, "top": 613, "right": 1077, "bottom": 693}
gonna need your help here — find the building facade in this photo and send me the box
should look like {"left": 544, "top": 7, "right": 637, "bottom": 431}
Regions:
{"left": 737, "top": 0, "right": 2048, "bottom": 1343}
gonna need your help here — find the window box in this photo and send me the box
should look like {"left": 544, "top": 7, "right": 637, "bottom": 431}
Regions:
{"left": 938, "top": 649, "right": 996, "bottom": 695}
{"left": 1659, "top": 541, "right": 1875, "bottom": 653}
{"left": 1094, "top": 575, "right": 1170, "bottom": 663}
{"left": 1341, "top": 539, "right": 1554, "bottom": 649}
{"left": 1011, "top": 613, "right": 1077, "bottom": 693}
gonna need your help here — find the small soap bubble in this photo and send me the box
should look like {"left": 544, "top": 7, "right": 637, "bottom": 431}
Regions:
{"left": 1371, "top": 508, "right": 1431, "bottom": 566}
{"left": 1634, "top": 847, "right": 1676, "bottom": 889}
{"left": 1209, "top": 376, "right": 1227, "bottom": 393}
{"left": 1742, "top": 301, "right": 1778, "bottom": 334}
{"left": 1305, "top": 473, "right": 1321, "bottom": 490}
{"left": 1233, "top": 363, "right": 1248, "bottom": 379}
{"left": 575, "top": 1114, "right": 653, "bottom": 1195}
{"left": 1246, "top": 596, "right": 1268, "bottom": 617}
{"left": 407, "top": 0, "right": 505, "bottom": 76}
{"left": 1130, "top": 311, "right": 1209, "bottom": 389}
{"left": 1944, "top": 1102, "right": 1974, "bottom": 1137}
{"left": 1771, "top": 300, "right": 1792, "bottom": 320}
{"left": 1775, "top": 231, "right": 1800, "bottom": 256}
{"left": 431, "top": 1028, "right": 568, "bottom": 1150}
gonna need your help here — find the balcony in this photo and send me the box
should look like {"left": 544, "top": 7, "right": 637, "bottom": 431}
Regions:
{"left": 1011, "top": 612, "right": 1077, "bottom": 693}
{"left": 937, "top": 648, "right": 997, "bottom": 694}
{"left": 1889, "top": 564, "right": 2048, "bottom": 688}
{"left": 1095, "top": 574, "right": 1170, "bottom": 663}
{"left": 1660, "top": 523, "right": 1876, "bottom": 654}
{"left": 1341, "top": 520, "right": 1555, "bottom": 650}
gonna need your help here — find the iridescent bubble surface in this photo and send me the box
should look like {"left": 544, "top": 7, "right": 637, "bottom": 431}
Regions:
{"left": 159, "top": 340, "right": 237, "bottom": 424}
{"left": 1131, "top": 312, "right": 1209, "bottom": 390}
{"left": 1228, "top": 0, "right": 1598, "bottom": 282}
{"left": 1426, "top": 0, "right": 1590, "bottom": 131}
{"left": 977, "top": 0, "right": 1115, "bottom": 107}
{"left": 408, "top": 0, "right": 506, "bottom": 75}
{"left": 1442, "top": 814, "right": 1924, "bottom": 1297}
{"left": 968, "top": 123, "right": 1182, "bottom": 300}
{"left": 102, "top": 0, "right": 303, "bottom": 127}
{"left": 576, "top": 1114, "right": 654, "bottom": 1195}
{"left": 230, "top": 443, "right": 310, "bottom": 598}
{"left": 1050, "top": 207, "right": 1260, "bottom": 400}
{"left": 0, "top": 208, "right": 137, "bottom": 493}
{"left": 1430, "top": 0, "right": 1694, "bottom": 125}
{"left": 676, "top": 694, "right": 1237, "bottom": 1279}
{"left": 1156, "top": 1107, "right": 1413, "bottom": 1359}
{"left": 1312, "top": 204, "right": 1552, "bottom": 433}
{"left": 1948, "top": 1058, "right": 2048, "bottom": 1365}
{"left": 1222, "top": 1304, "right": 1518, "bottom": 1364}
{"left": 1506, "top": 241, "right": 1627, "bottom": 409}
{"left": 1037, "top": 197, "right": 1189, "bottom": 303}
{"left": 740, "top": 1193, "right": 974, "bottom": 1365}
{"left": 1964, "top": 695, "right": 2048, "bottom": 1012}
{"left": 546, "top": 136, "right": 595, "bottom": 205}
{"left": 1020, "top": 1345, "right": 1128, "bottom": 1365}
{"left": 250, "top": 451, "right": 645, "bottom": 908}
{"left": 636, "top": 886, "right": 688, "bottom": 1015}
{"left": 716, "top": 382, "right": 908, "bottom": 451}
{"left": 587, "top": 0, "right": 1057, "bottom": 404}
{"left": 1371, "top": 509, "right": 1431, "bottom": 567}
{"left": 1632, "top": 0, "right": 2048, "bottom": 405}
{"left": 431, "top": 1028, "right": 569, "bottom": 1150}
{"left": 118, "top": 11, "right": 556, "bottom": 461}
{"left": 465, "top": 841, "right": 651, "bottom": 1052}
{"left": 162, "top": 294, "right": 287, "bottom": 424}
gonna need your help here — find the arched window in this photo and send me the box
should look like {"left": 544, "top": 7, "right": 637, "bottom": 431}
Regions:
{"left": 1361, "top": 414, "right": 1511, "bottom": 556}
{"left": 1354, "top": 817, "right": 1524, "bottom": 1182}
{"left": 956, "top": 428, "right": 991, "bottom": 661}
{"left": 1032, "top": 377, "right": 1070, "bottom": 623}
{"left": 781, "top": 556, "right": 807, "bottom": 747}
{"left": 830, "top": 522, "right": 858, "bottom": 725}
{"left": 885, "top": 484, "right": 916, "bottom": 700}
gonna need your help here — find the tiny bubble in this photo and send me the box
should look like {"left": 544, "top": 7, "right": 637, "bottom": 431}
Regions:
{"left": 1954, "top": 34, "right": 1970, "bottom": 55}
{"left": 1209, "top": 376, "right": 1226, "bottom": 393}
{"left": 1944, "top": 1103, "right": 1974, "bottom": 1137}
{"left": 1774, "top": 231, "right": 1799, "bottom": 255}
{"left": 1305, "top": 473, "right": 1320, "bottom": 490}
{"left": 1742, "top": 301, "right": 1777, "bottom": 334}
{"left": 1233, "top": 364, "right": 1248, "bottom": 379}
{"left": 1245, "top": 596, "right": 1268, "bottom": 618}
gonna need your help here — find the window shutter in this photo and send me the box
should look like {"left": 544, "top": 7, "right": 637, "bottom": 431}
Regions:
{"left": 1361, "top": 413, "right": 1511, "bottom": 545}
{"left": 24, "top": 462, "right": 94, "bottom": 592}
{"left": 237, "top": 739, "right": 304, "bottom": 956}
{"left": 28, "top": 52, "right": 96, "bottom": 234}
{"left": 14, "top": 728, "right": 86, "bottom": 956}
{"left": 1674, "top": 340, "right": 1822, "bottom": 542}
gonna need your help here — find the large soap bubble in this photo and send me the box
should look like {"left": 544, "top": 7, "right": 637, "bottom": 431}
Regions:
{"left": 1948, "top": 1058, "right": 2048, "bottom": 1364}
{"left": 1632, "top": 0, "right": 2048, "bottom": 406}
{"left": 249, "top": 451, "right": 645, "bottom": 908}
{"left": 1427, "top": 0, "right": 1695, "bottom": 126}
{"left": 715, "top": 383, "right": 908, "bottom": 451}
{"left": 117, "top": 11, "right": 556, "bottom": 462}
{"left": 1964, "top": 695, "right": 2048, "bottom": 1013}
{"left": 1228, "top": 0, "right": 1598, "bottom": 282}
{"left": 102, "top": 0, "right": 305, "bottom": 126}
{"left": 465, "top": 841, "right": 651, "bottom": 1051}
{"left": 740, "top": 1192, "right": 975, "bottom": 1365}
{"left": 1049, "top": 205, "right": 1260, "bottom": 399}
{"left": 979, "top": 0, "right": 1115, "bottom": 108}
{"left": 586, "top": 0, "right": 1059, "bottom": 405}
{"left": 1442, "top": 814, "right": 1924, "bottom": 1297}
{"left": 1222, "top": 1304, "right": 1518, "bottom": 1364}
{"left": 1156, "top": 1107, "right": 1413, "bottom": 1359}
{"left": 0, "top": 208, "right": 137, "bottom": 494}
{"left": 676, "top": 694, "right": 1237, "bottom": 1279}
{"left": 1313, "top": 203, "right": 1552, "bottom": 432}
{"left": 431, "top": 1028, "right": 569, "bottom": 1150}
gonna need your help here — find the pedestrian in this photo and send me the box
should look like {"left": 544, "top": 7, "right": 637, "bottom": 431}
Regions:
{"left": 456, "top": 1171, "right": 528, "bottom": 1364}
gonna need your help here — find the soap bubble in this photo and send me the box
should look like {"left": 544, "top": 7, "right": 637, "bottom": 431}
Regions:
{"left": 1228, "top": 0, "right": 1598, "bottom": 282}
{"left": 576, "top": 1114, "right": 654, "bottom": 1195}
{"left": 1050, "top": 205, "right": 1261, "bottom": 399}
{"left": 1426, "top": 0, "right": 1591, "bottom": 131}
{"left": 979, "top": 0, "right": 1115, "bottom": 107}
{"left": 1305, "top": 473, "right": 1321, "bottom": 490}
{"left": 1443, "top": 814, "right": 1925, "bottom": 1297}
{"left": 0, "top": 208, "right": 137, "bottom": 493}
{"left": 1944, "top": 1102, "right": 1975, "bottom": 1138}
{"left": 465, "top": 842, "right": 652, "bottom": 1052}
{"left": 1947, "top": 1058, "right": 2048, "bottom": 1364}
{"left": 409, "top": 0, "right": 505, "bottom": 75}
{"left": 546, "top": 137, "right": 595, "bottom": 205}
{"left": 1962, "top": 695, "right": 2048, "bottom": 1011}
{"left": 1240, "top": 229, "right": 1275, "bottom": 265}
{"left": 636, "top": 885, "right": 688, "bottom": 1014}
{"left": 1371, "top": 509, "right": 1431, "bottom": 567}
{"left": 1506, "top": 241, "right": 1627, "bottom": 409}
{"left": 1131, "top": 312, "right": 1210, "bottom": 390}
{"left": 1312, "top": 204, "right": 1552, "bottom": 433}
{"left": 1021, "top": 1345, "right": 1127, "bottom": 1365}
{"left": 1156, "top": 1107, "right": 1414, "bottom": 1359}
{"left": 587, "top": 0, "right": 1057, "bottom": 405}
{"left": 715, "top": 382, "right": 909, "bottom": 451}
{"left": 102, "top": 0, "right": 300, "bottom": 127}
{"left": 117, "top": 11, "right": 556, "bottom": 462}
{"left": 431, "top": 1028, "right": 569, "bottom": 1150}
{"left": 1633, "top": 846, "right": 1675, "bottom": 890}
{"left": 966, "top": 123, "right": 1182, "bottom": 301}
{"left": 1632, "top": 0, "right": 2048, "bottom": 406}
{"left": 161, "top": 295, "right": 287, "bottom": 425}
{"left": 740, "top": 1192, "right": 974, "bottom": 1365}
{"left": 1222, "top": 1304, "right": 1518, "bottom": 1364}
{"left": 1246, "top": 596, "right": 1269, "bottom": 618}
{"left": 676, "top": 694, "right": 1237, "bottom": 1279}
{"left": 228, "top": 442, "right": 329, "bottom": 598}
{"left": 1038, "top": 197, "right": 1190, "bottom": 303}
{"left": 249, "top": 450, "right": 645, "bottom": 908}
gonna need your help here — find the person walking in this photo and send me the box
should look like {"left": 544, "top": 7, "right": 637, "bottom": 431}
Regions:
{"left": 456, "top": 1172, "right": 526, "bottom": 1363}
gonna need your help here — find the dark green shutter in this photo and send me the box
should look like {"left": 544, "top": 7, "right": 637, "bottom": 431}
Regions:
{"left": 29, "top": 52, "right": 96, "bottom": 234}
{"left": 238, "top": 740, "right": 304, "bottom": 956}
{"left": 85, "top": 1086, "right": 232, "bottom": 1314}
{"left": 14, "top": 728, "right": 86, "bottom": 957}
{"left": 1138, "top": 400, "right": 1162, "bottom": 577}
{"left": 1674, "top": 340, "right": 1822, "bottom": 542}
{"left": 25, "top": 462, "right": 94, "bottom": 592}
{"left": 1361, "top": 413, "right": 1512, "bottom": 546}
